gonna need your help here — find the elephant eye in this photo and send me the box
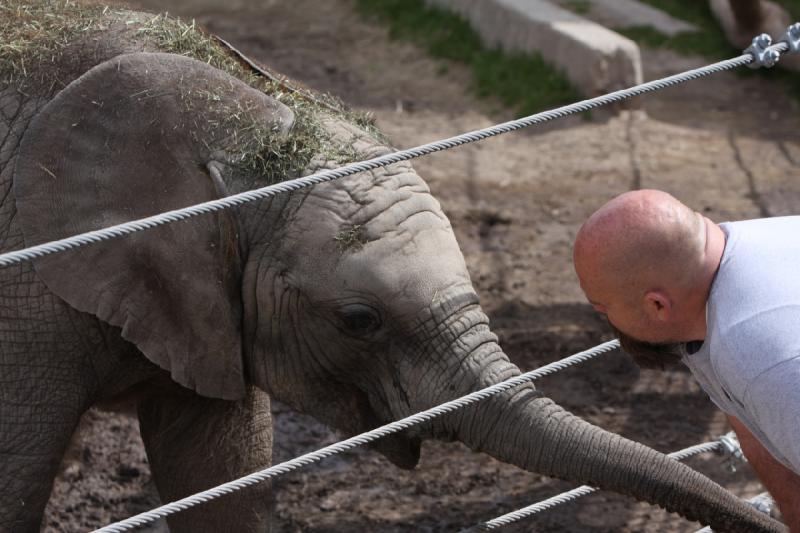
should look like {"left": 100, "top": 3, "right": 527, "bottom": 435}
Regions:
{"left": 340, "top": 304, "right": 382, "bottom": 335}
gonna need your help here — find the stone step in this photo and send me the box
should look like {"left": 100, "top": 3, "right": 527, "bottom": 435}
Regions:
{"left": 425, "top": 0, "right": 643, "bottom": 97}
{"left": 559, "top": 0, "right": 698, "bottom": 36}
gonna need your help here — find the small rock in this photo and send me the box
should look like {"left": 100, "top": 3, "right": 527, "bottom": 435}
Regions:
{"left": 319, "top": 497, "right": 338, "bottom": 512}
{"left": 63, "top": 463, "right": 82, "bottom": 482}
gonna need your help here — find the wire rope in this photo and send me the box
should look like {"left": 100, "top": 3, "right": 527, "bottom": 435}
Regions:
{"left": 92, "top": 340, "right": 619, "bottom": 532}
{"left": 3, "top": 42, "right": 792, "bottom": 269}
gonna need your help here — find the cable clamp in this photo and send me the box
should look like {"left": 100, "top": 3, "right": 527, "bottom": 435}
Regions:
{"left": 779, "top": 22, "right": 800, "bottom": 55}
{"left": 718, "top": 432, "right": 747, "bottom": 472}
{"left": 749, "top": 492, "right": 776, "bottom": 517}
{"left": 745, "top": 34, "right": 781, "bottom": 69}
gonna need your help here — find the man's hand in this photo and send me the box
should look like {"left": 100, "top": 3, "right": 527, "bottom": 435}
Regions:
{"left": 728, "top": 415, "right": 800, "bottom": 531}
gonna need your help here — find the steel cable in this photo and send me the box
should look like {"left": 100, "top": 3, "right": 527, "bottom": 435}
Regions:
{"left": 91, "top": 340, "right": 620, "bottom": 532}
{"left": 5, "top": 43, "right": 795, "bottom": 269}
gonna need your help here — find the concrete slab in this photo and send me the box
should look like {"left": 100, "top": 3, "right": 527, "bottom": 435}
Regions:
{"left": 425, "top": 0, "right": 643, "bottom": 97}
{"left": 735, "top": 136, "right": 800, "bottom": 216}
{"left": 561, "top": 0, "right": 697, "bottom": 36}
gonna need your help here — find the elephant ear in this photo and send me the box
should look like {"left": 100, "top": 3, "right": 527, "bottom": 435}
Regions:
{"left": 14, "top": 52, "right": 292, "bottom": 400}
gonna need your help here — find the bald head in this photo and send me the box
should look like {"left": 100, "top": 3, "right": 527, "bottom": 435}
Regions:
{"left": 575, "top": 190, "right": 705, "bottom": 293}
{"left": 574, "top": 189, "right": 725, "bottom": 352}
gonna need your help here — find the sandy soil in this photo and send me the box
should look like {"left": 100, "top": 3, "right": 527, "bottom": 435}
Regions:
{"left": 43, "top": 0, "right": 800, "bottom": 531}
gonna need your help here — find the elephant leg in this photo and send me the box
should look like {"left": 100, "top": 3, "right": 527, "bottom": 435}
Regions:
{"left": 0, "top": 357, "right": 87, "bottom": 532}
{"left": 137, "top": 384, "right": 273, "bottom": 533}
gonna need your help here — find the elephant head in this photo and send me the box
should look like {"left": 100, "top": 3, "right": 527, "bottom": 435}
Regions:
{"left": 12, "top": 52, "right": 783, "bottom": 532}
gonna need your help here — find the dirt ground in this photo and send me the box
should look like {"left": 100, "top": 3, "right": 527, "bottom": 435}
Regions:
{"left": 43, "top": 1, "right": 800, "bottom": 531}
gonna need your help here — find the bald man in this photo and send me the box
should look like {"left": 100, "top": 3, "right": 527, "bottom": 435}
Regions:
{"left": 573, "top": 189, "right": 800, "bottom": 528}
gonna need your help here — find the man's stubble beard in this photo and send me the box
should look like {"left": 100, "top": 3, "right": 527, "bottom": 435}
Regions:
{"left": 609, "top": 321, "right": 684, "bottom": 369}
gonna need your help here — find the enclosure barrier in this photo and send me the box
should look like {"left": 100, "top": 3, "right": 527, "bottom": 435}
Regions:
{"left": 65, "top": 23, "right": 799, "bottom": 533}
{"left": 91, "top": 340, "right": 619, "bottom": 532}
{"left": 1, "top": 26, "right": 797, "bottom": 269}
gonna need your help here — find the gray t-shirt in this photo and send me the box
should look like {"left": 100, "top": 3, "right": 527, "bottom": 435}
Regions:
{"left": 682, "top": 217, "right": 800, "bottom": 474}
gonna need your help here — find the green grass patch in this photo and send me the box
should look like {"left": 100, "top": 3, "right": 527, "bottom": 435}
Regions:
{"left": 631, "top": 0, "right": 799, "bottom": 30}
{"left": 629, "top": 0, "right": 723, "bottom": 27}
{"left": 559, "top": 0, "right": 592, "bottom": 15}
{"left": 775, "top": 0, "right": 800, "bottom": 18}
{"left": 617, "top": 25, "right": 736, "bottom": 59}
{"left": 618, "top": 1, "right": 737, "bottom": 58}
{"left": 356, "top": 0, "right": 581, "bottom": 118}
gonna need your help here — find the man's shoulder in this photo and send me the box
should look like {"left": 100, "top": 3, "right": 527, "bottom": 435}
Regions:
{"left": 709, "top": 215, "right": 800, "bottom": 358}
{"left": 721, "top": 216, "right": 800, "bottom": 237}
{"left": 717, "top": 217, "right": 800, "bottom": 273}
{"left": 710, "top": 308, "right": 800, "bottom": 400}
{"left": 703, "top": 217, "right": 800, "bottom": 395}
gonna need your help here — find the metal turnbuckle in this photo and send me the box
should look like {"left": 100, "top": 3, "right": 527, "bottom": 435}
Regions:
{"left": 749, "top": 493, "right": 776, "bottom": 517}
{"left": 718, "top": 432, "right": 747, "bottom": 472}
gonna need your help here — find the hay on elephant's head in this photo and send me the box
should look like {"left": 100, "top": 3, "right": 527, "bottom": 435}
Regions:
{"left": 1, "top": 1, "right": 389, "bottom": 188}
{"left": 0, "top": 0, "right": 113, "bottom": 82}
{"left": 335, "top": 225, "right": 368, "bottom": 252}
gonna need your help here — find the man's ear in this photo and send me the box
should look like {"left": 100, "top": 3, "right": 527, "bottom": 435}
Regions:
{"left": 643, "top": 290, "right": 672, "bottom": 322}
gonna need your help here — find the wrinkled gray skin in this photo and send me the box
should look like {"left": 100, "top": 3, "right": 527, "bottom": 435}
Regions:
{"left": 0, "top": 18, "right": 786, "bottom": 533}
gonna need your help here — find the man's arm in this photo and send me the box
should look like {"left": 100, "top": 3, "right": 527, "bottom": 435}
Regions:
{"left": 728, "top": 414, "right": 800, "bottom": 531}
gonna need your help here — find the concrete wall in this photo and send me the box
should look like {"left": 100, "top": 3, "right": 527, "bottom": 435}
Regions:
{"left": 425, "top": 0, "right": 643, "bottom": 97}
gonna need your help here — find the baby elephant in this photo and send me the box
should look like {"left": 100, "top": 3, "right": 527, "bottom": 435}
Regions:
{"left": 0, "top": 3, "right": 785, "bottom": 532}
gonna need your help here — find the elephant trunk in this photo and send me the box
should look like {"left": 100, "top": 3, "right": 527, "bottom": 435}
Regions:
{"left": 449, "top": 387, "right": 782, "bottom": 532}
{"left": 419, "top": 314, "right": 784, "bottom": 532}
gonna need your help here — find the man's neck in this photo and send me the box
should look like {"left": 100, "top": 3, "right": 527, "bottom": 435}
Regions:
{"left": 688, "top": 218, "right": 726, "bottom": 340}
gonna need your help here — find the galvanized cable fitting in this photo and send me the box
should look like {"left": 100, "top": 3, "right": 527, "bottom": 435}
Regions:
{"left": 744, "top": 23, "right": 800, "bottom": 69}
{"left": 749, "top": 492, "right": 776, "bottom": 517}
{"left": 745, "top": 34, "right": 782, "bottom": 69}
{"left": 718, "top": 431, "right": 747, "bottom": 472}
{"left": 780, "top": 22, "right": 800, "bottom": 54}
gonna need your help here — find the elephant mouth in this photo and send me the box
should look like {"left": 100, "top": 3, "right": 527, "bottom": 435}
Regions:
{"left": 371, "top": 432, "right": 421, "bottom": 470}
{"left": 355, "top": 389, "right": 421, "bottom": 470}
